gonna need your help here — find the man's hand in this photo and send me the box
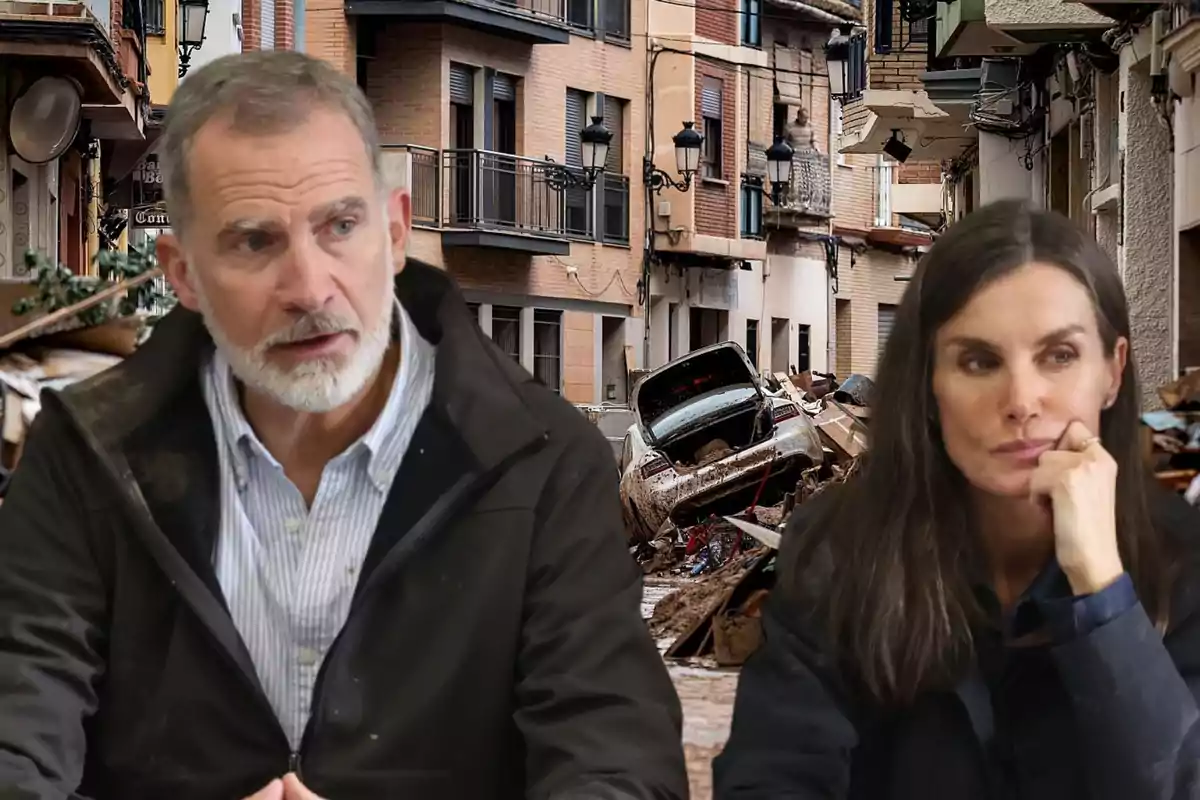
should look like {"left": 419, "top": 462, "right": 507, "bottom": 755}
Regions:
{"left": 283, "top": 773, "right": 326, "bottom": 799}
{"left": 242, "top": 779, "right": 284, "bottom": 800}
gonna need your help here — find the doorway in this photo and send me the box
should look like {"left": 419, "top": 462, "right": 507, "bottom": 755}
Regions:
{"left": 770, "top": 317, "right": 789, "bottom": 374}
{"left": 490, "top": 73, "right": 518, "bottom": 228}
{"left": 601, "top": 316, "right": 628, "bottom": 403}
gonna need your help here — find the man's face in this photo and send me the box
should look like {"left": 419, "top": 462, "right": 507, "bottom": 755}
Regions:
{"left": 157, "top": 106, "right": 411, "bottom": 413}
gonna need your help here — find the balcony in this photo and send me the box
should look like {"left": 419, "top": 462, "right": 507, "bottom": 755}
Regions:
{"left": 766, "top": 149, "right": 832, "bottom": 226}
{"left": 0, "top": 0, "right": 148, "bottom": 144}
{"left": 384, "top": 145, "right": 631, "bottom": 254}
{"left": 934, "top": 0, "right": 1111, "bottom": 59}
{"left": 344, "top": 0, "right": 570, "bottom": 44}
{"left": 1164, "top": 0, "right": 1200, "bottom": 77}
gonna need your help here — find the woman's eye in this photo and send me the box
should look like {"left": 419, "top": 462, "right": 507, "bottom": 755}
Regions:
{"left": 1045, "top": 347, "right": 1078, "bottom": 367}
{"left": 960, "top": 353, "right": 998, "bottom": 374}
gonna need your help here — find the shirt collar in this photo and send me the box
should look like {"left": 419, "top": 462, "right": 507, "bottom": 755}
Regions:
{"left": 209, "top": 298, "right": 429, "bottom": 493}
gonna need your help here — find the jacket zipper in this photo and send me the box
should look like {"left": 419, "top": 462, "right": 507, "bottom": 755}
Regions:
{"left": 294, "top": 432, "right": 550, "bottom": 774}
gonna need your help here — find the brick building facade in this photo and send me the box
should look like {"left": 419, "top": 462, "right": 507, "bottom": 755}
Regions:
{"left": 309, "top": 5, "right": 645, "bottom": 403}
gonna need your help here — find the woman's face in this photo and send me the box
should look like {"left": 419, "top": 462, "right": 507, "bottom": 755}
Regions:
{"left": 930, "top": 262, "right": 1126, "bottom": 498}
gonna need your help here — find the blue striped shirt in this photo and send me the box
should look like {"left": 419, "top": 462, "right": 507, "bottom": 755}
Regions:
{"left": 201, "top": 301, "right": 436, "bottom": 747}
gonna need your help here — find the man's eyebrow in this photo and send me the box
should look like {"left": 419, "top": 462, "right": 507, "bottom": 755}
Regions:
{"left": 218, "top": 217, "right": 279, "bottom": 237}
{"left": 943, "top": 324, "right": 1088, "bottom": 350}
{"left": 310, "top": 196, "right": 368, "bottom": 224}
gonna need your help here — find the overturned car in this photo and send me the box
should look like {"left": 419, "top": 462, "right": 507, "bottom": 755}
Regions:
{"left": 619, "top": 342, "right": 825, "bottom": 541}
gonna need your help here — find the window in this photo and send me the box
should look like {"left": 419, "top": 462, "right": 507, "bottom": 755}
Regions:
{"left": 564, "top": 88, "right": 593, "bottom": 238}
{"left": 877, "top": 304, "right": 897, "bottom": 361}
{"left": 602, "top": 94, "right": 625, "bottom": 174}
{"left": 830, "top": 97, "right": 846, "bottom": 167}
{"left": 466, "top": 302, "right": 482, "bottom": 328}
{"left": 739, "top": 176, "right": 763, "bottom": 239}
{"left": 772, "top": 102, "right": 789, "bottom": 142}
{"left": 492, "top": 306, "right": 522, "bottom": 364}
{"left": 602, "top": 0, "right": 630, "bottom": 41}
{"left": 875, "top": 154, "right": 894, "bottom": 227}
{"left": 701, "top": 77, "right": 723, "bottom": 179}
{"left": 602, "top": 174, "right": 630, "bottom": 245}
{"left": 746, "top": 319, "right": 759, "bottom": 368}
{"left": 567, "top": 0, "right": 592, "bottom": 29}
{"left": 533, "top": 310, "right": 563, "bottom": 394}
{"left": 740, "top": 0, "right": 761, "bottom": 47}
{"left": 145, "top": 0, "right": 165, "bottom": 34}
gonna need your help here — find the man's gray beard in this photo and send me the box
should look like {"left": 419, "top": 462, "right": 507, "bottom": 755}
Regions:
{"left": 196, "top": 259, "right": 396, "bottom": 414}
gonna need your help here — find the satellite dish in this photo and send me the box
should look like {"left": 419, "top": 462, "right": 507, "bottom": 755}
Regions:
{"left": 9, "top": 76, "right": 83, "bottom": 165}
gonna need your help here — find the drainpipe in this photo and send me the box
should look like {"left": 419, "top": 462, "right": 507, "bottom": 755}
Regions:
{"left": 294, "top": 0, "right": 306, "bottom": 51}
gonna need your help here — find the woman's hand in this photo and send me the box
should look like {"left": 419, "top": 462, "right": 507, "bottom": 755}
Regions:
{"left": 1029, "top": 420, "right": 1126, "bottom": 596}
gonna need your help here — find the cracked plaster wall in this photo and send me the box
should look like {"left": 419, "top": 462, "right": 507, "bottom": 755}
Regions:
{"left": 1120, "top": 60, "right": 1175, "bottom": 408}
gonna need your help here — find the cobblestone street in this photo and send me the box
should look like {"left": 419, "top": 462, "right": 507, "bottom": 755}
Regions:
{"left": 643, "top": 577, "right": 738, "bottom": 800}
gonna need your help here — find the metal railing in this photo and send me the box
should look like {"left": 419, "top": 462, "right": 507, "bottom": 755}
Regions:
{"left": 460, "top": 0, "right": 567, "bottom": 24}
{"left": 443, "top": 149, "right": 566, "bottom": 237}
{"left": 783, "top": 150, "right": 831, "bottom": 218}
{"left": 380, "top": 145, "right": 441, "bottom": 227}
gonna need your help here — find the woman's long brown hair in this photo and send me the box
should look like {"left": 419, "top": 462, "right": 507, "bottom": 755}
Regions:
{"left": 785, "top": 199, "right": 1173, "bottom": 706}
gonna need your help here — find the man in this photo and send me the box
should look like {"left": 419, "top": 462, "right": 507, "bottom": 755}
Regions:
{"left": 0, "top": 51, "right": 687, "bottom": 800}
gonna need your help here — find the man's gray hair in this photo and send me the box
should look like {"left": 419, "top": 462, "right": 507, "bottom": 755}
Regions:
{"left": 159, "top": 51, "right": 382, "bottom": 238}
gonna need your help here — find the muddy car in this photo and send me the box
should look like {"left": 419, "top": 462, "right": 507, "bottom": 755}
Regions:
{"left": 619, "top": 342, "right": 825, "bottom": 541}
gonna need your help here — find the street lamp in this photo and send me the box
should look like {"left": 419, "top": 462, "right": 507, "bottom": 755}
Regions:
{"left": 177, "top": 0, "right": 210, "bottom": 79}
{"left": 764, "top": 136, "right": 794, "bottom": 205}
{"left": 545, "top": 115, "right": 613, "bottom": 191}
{"left": 825, "top": 31, "right": 851, "bottom": 101}
{"left": 645, "top": 121, "right": 704, "bottom": 193}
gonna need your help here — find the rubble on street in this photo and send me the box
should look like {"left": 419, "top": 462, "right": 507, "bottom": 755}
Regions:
{"left": 617, "top": 355, "right": 869, "bottom": 669}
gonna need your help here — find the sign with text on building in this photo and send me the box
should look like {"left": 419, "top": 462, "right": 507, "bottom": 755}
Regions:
{"left": 131, "top": 152, "right": 170, "bottom": 229}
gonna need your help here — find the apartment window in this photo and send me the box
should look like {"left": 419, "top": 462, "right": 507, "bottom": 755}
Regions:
{"left": 772, "top": 102, "right": 788, "bottom": 142}
{"left": 739, "top": 176, "right": 763, "bottom": 239}
{"left": 602, "top": 94, "right": 625, "bottom": 174}
{"left": 740, "top": 0, "right": 761, "bottom": 47}
{"left": 878, "top": 304, "right": 898, "bottom": 361}
{"left": 492, "top": 305, "right": 522, "bottom": 364}
{"left": 567, "top": 0, "right": 592, "bottom": 30}
{"left": 875, "top": 154, "right": 894, "bottom": 227}
{"left": 746, "top": 319, "right": 759, "bottom": 368}
{"left": 145, "top": 0, "right": 165, "bottom": 34}
{"left": 602, "top": 0, "right": 631, "bottom": 41}
{"left": 701, "top": 77, "right": 723, "bottom": 179}
{"left": 564, "top": 88, "right": 594, "bottom": 238}
{"left": 534, "top": 309, "right": 563, "bottom": 394}
{"left": 601, "top": 94, "right": 630, "bottom": 244}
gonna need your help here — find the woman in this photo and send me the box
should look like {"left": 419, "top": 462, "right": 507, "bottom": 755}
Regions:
{"left": 713, "top": 200, "right": 1200, "bottom": 799}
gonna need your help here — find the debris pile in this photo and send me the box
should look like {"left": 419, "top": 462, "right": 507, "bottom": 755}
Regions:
{"left": 1144, "top": 371, "right": 1200, "bottom": 502}
{"left": 631, "top": 368, "right": 868, "bottom": 580}
{"left": 646, "top": 452, "right": 861, "bottom": 667}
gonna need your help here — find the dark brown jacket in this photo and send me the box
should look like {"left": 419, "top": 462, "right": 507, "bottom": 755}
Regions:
{"left": 0, "top": 261, "right": 687, "bottom": 800}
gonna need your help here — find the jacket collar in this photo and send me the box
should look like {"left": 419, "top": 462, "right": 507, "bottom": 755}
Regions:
{"left": 54, "top": 258, "right": 548, "bottom": 476}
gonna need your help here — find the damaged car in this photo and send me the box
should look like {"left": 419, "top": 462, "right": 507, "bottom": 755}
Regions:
{"left": 619, "top": 342, "right": 825, "bottom": 541}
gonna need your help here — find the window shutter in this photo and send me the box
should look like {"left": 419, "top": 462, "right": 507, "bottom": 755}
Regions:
{"left": 492, "top": 73, "right": 516, "bottom": 101}
{"left": 701, "top": 79, "right": 722, "bottom": 119}
{"left": 877, "top": 305, "right": 897, "bottom": 359}
{"left": 603, "top": 95, "right": 623, "bottom": 173}
{"left": 565, "top": 90, "right": 587, "bottom": 168}
{"left": 450, "top": 64, "right": 474, "bottom": 105}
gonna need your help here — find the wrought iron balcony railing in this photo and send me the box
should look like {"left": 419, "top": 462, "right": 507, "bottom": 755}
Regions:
{"left": 780, "top": 150, "right": 831, "bottom": 219}
{"left": 383, "top": 146, "right": 631, "bottom": 245}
